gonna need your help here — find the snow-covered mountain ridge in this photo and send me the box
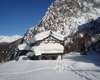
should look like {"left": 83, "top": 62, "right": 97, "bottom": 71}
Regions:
{"left": 0, "top": 35, "right": 22, "bottom": 43}
{"left": 24, "top": 0, "right": 100, "bottom": 43}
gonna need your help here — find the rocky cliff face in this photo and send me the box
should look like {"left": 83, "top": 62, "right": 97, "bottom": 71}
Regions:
{"left": 24, "top": 0, "right": 100, "bottom": 44}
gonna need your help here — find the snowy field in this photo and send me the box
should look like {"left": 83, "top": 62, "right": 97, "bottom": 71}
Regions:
{"left": 0, "top": 52, "right": 100, "bottom": 80}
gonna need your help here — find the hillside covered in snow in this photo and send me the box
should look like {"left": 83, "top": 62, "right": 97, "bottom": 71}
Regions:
{"left": 0, "top": 35, "right": 22, "bottom": 43}
{"left": 0, "top": 35, "right": 22, "bottom": 62}
{"left": 0, "top": 52, "right": 100, "bottom": 80}
{"left": 24, "top": 0, "right": 100, "bottom": 43}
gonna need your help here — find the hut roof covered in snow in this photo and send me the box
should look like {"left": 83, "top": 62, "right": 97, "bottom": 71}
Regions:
{"left": 30, "top": 31, "right": 64, "bottom": 43}
{"left": 18, "top": 43, "right": 30, "bottom": 50}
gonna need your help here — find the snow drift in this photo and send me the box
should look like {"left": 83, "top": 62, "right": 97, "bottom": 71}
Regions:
{"left": 0, "top": 52, "right": 100, "bottom": 80}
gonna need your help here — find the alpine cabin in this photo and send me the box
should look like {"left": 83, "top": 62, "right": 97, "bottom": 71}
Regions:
{"left": 18, "top": 31, "right": 64, "bottom": 60}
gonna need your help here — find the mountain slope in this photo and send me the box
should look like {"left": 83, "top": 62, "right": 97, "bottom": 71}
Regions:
{"left": 24, "top": 0, "right": 100, "bottom": 43}
{"left": 0, "top": 35, "right": 22, "bottom": 43}
{"left": 0, "top": 38, "right": 22, "bottom": 62}
{"left": 0, "top": 35, "right": 22, "bottom": 48}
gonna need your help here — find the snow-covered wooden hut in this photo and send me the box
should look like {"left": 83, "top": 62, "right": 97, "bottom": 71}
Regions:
{"left": 29, "top": 30, "right": 64, "bottom": 60}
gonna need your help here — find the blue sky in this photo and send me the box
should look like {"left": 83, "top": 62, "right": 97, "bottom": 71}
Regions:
{"left": 0, "top": 0, "right": 55, "bottom": 36}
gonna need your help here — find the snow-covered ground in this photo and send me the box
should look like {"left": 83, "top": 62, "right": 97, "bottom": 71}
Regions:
{"left": 0, "top": 52, "right": 100, "bottom": 80}
{"left": 0, "top": 35, "right": 22, "bottom": 43}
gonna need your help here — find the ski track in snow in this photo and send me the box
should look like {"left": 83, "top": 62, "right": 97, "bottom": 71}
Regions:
{"left": 50, "top": 59, "right": 100, "bottom": 80}
{"left": 0, "top": 54, "right": 100, "bottom": 80}
{"left": 1, "top": 67, "right": 52, "bottom": 75}
{"left": 0, "top": 61, "right": 99, "bottom": 80}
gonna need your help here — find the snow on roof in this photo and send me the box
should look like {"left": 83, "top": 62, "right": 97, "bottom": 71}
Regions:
{"left": 31, "top": 43, "right": 64, "bottom": 56}
{"left": 18, "top": 43, "right": 30, "bottom": 50}
{"left": 52, "top": 31, "right": 64, "bottom": 41}
{"left": 30, "top": 30, "right": 64, "bottom": 43}
{"left": 30, "top": 31, "right": 50, "bottom": 43}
